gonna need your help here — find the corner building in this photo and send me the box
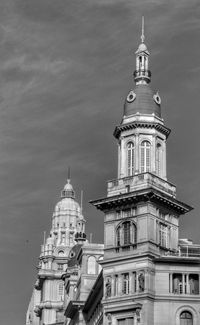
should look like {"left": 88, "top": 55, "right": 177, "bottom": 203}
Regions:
{"left": 91, "top": 32, "right": 200, "bottom": 325}
{"left": 27, "top": 28, "right": 200, "bottom": 325}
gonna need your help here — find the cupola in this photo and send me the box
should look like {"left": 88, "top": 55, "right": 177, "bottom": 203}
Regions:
{"left": 123, "top": 17, "right": 162, "bottom": 120}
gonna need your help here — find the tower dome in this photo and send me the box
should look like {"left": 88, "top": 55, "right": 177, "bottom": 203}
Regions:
{"left": 53, "top": 178, "right": 80, "bottom": 212}
{"left": 124, "top": 84, "right": 161, "bottom": 118}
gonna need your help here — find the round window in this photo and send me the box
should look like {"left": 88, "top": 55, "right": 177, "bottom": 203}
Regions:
{"left": 153, "top": 92, "right": 161, "bottom": 105}
{"left": 127, "top": 90, "right": 136, "bottom": 103}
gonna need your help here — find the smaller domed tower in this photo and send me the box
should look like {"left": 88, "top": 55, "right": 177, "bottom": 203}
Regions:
{"left": 50, "top": 179, "right": 86, "bottom": 250}
{"left": 30, "top": 179, "right": 86, "bottom": 325}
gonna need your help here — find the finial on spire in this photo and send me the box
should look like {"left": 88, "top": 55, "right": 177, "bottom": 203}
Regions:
{"left": 61, "top": 167, "right": 75, "bottom": 199}
{"left": 141, "top": 16, "right": 145, "bottom": 43}
{"left": 80, "top": 190, "right": 83, "bottom": 214}
{"left": 67, "top": 166, "right": 71, "bottom": 180}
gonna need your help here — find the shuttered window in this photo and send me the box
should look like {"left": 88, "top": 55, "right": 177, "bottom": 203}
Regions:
{"left": 156, "top": 143, "right": 162, "bottom": 176}
{"left": 127, "top": 142, "right": 134, "bottom": 176}
{"left": 140, "top": 141, "right": 151, "bottom": 172}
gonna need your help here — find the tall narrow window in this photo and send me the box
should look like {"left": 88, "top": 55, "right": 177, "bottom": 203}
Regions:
{"left": 156, "top": 143, "right": 162, "bottom": 176}
{"left": 140, "top": 141, "right": 151, "bottom": 173}
{"left": 116, "top": 222, "right": 137, "bottom": 247}
{"left": 87, "top": 256, "right": 96, "bottom": 274}
{"left": 180, "top": 311, "right": 193, "bottom": 325}
{"left": 117, "top": 227, "right": 120, "bottom": 246}
{"left": 189, "top": 274, "right": 199, "bottom": 294}
{"left": 159, "top": 224, "right": 168, "bottom": 248}
{"left": 132, "top": 272, "right": 137, "bottom": 293}
{"left": 123, "top": 222, "right": 130, "bottom": 245}
{"left": 114, "top": 275, "right": 118, "bottom": 296}
{"left": 127, "top": 142, "right": 134, "bottom": 176}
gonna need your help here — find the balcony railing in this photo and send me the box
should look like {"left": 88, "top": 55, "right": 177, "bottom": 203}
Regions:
{"left": 162, "top": 247, "right": 200, "bottom": 258}
{"left": 134, "top": 69, "right": 151, "bottom": 79}
{"left": 107, "top": 173, "right": 176, "bottom": 198}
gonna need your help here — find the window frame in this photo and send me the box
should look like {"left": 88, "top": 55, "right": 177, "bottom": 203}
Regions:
{"left": 116, "top": 221, "right": 137, "bottom": 247}
{"left": 180, "top": 311, "right": 193, "bottom": 325}
{"left": 140, "top": 140, "right": 151, "bottom": 173}
{"left": 156, "top": 142, "right": 162, "bottom": 176}
{"left": 87, "top": 255, "right": 97, "bottom": 275}
{"left": 127, "top": 141, "right": 135, "bottom": 176}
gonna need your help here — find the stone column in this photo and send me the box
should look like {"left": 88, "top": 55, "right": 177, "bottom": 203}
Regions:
{"left": 182, "top": 273, "right": 184, "bottom": 294}
{"left": 134, "top": 313, "right": 137, "bottom": 325}
{"left": 163, "top": 139, "right": 167, "bottom": 179}
{"left": 121, "top": 137, "right": 125, "bottom": 178}
{"left": 118, "top": 141, "right": 121, "bottom": 178}
{"left": 186, "top": 273, "right": 189, "bottom": 294}
{"left": 152, "top": 134, "right": 156, "bottom": 174}
{"left": 129, "top": 272, "right": 132, "bottom": 294}
{"left": 169, "top": 273, "right": 172, "bottom": 293}
{"left": 135, "top": 133, "right": 139, "bottom": 174}
{"left": 118, "top": 274, "right": 122, "bottom": 296}
{"left": 111, "top": 276, "right": 115, "bottom": 297}
{"left": 198, "top": 274, "right": 200, "bottom": 295}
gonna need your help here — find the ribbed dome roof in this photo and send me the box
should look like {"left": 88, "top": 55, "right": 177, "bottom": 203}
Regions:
{"left": 55, "top": 197, "right": 80, "bottom": 213}
{"left": 124, "top": 84, "right": 161, "bottom": 118}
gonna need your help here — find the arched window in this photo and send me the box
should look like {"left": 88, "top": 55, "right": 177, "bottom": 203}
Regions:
{"left": 159, "top": 224, "right": 168, "bottom": 248}
{"left": 180, "top": 311, "right": 193, "bottom": 325}
{"left": 127, "top": 142, "right": 135, "bottom": 176}
{"left": 140, "top": 140, "right": 151, "bottom": 173}
{"left": 87, "top": 256, "right": 96, "bottom": 274}
{"left": 116, "top": 222, "right": 137, "bottom": 246}
{"left": 123, "top": 221, "right": 130, "bottom": 245}
{"left": 58, "top": 250, "right": 64, "bottom": 257}
{"left": 156, "top": 143, "right": 162, "bottom": 176}
{"left": 116, "top": 227, "right": 121, "bottom": 246}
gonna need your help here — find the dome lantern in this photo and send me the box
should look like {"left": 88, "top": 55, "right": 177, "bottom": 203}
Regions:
{"left": 61, "top": 179, "right": 75, "bottom": 199}
{"left": 134, "top": 16, "right": 151, "bottom": 85}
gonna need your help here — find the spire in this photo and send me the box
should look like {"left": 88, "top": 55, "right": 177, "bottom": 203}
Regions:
{"left": 61, "top": 168, "right": 75, "bottom": 199}
{"left": 67, "top": 166, "right": 71, "bottom": 180}
{"left": 141, "top": 16, "right": 145, "bottom": 43}
{"left": 134, "top": 17, "right": 151, "bottom": 84}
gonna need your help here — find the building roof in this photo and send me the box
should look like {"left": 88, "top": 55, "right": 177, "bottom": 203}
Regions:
{"left": 124, "top": 84, "right": 161, "bottom": 118}
{"left": 67, "top": 244, "right": 82, "bottom": 268}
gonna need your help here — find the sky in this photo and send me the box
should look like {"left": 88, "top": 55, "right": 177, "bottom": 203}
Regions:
{"left": 0, "top": 0, "right": 200, "bottom": 324}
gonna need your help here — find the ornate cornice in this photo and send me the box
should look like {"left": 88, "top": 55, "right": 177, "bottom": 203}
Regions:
{"left": 90, "top": 188, "right": 192, "bottom": 215}
{"left": 114, "top": 121, "right": 171, "bottom": 139}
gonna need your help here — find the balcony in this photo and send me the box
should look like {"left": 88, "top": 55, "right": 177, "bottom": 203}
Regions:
{"left": 107, "top": 173, "right": 176, "bottom": 198}
{"left": 162, "top": 247, "right": 200, "bottom": 259}
{"left": 134, "top": 69, "right": 151, "bottom": 81}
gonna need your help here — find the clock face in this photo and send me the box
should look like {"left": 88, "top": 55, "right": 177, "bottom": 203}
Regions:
{"left": 153, "top": 92, "right": 161, "bottom": 105}
{"left": 127, "top": 90, "right": 136, "bottom": 103}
